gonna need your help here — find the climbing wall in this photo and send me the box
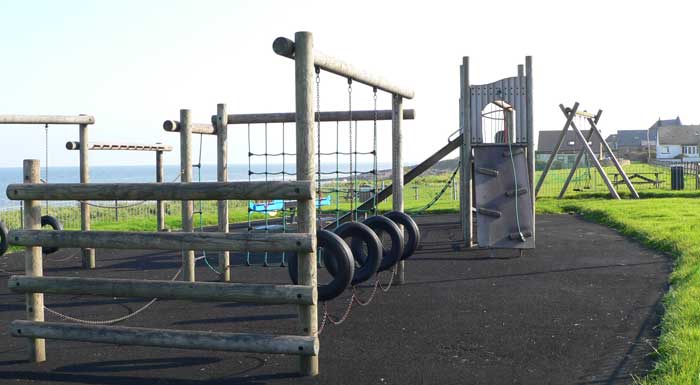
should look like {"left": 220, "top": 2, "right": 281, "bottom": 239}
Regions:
{"left": 473, "top": 144, "right": 534, "bottom": 249}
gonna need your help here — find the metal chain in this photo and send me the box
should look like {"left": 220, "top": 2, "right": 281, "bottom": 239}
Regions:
{"left": 347, "top": 78, "right": 354, "bottom": 217}
{"left": 44, "top": 124, "right": 49, "bottom": 215}
{"left": 45, "top": 268, "right": 182, "bottom": 325}
{"left": 372, "top": 88, "right": 378, "bottom": 215}
{"left": 316, "top": 66, "right": 322, "bottom": 220}
{"left": 317, "top": 264, "right": 399, "bottom": 335}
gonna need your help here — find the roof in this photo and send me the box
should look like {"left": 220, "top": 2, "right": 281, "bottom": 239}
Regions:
{"left": 614, "top": 130, "right": 648, "bottom": 147}
{"left": 658, "top": 125, "right": 700, "bottom": 145}
{"left": 649, "top": 116, "right": 682, "bottom": 141}
{"left": 537, "top": 130, "right": 604, "bottom": 153}
{"left": 649, "top": 116, "right": 682, "bottom": 130}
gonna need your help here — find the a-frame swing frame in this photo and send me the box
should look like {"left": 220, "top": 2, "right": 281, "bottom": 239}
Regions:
{"left": 535, "top": 102, "right": 639, "bottom": 199}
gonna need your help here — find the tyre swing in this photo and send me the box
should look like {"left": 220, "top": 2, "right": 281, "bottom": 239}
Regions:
{"left": 287, "top": 229, "right": 354, "bottom": 301}
{"left": 383, "top": 211, "right": 420, "bottom": 260}
{"left": 0, "top": 220, "right": 8, "bottom": 256}
{"left": 40, "top": 215, "right": 63, "bottom": 255}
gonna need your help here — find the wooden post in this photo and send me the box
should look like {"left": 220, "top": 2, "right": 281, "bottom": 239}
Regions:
{"left": 294, "top": 31, "right": 318, "bottom": 377}
{"left": 180, "top": 109, "right": 195, "bottom": 282}
{"left": 392, "top": 94, "right": 405, "bottom": 284}
{"left": 534, "top": 102, "right": 579, "bottom": 197}
{"left": 79, "top": 121, "right": 95, "bottom": 268}
{"left": 558, "top": 111, "right": 601, "bottom": 199}
{"left": 156, "top": 149, "right": 165, "bottom": 231}
{"left": 460, "top": 57, "right": 473, "bottom": 246}
{"left": 216, "top": 103, "right": 230, "bottom": 282}
{"left": 524, "top": 57, "right": 535, "bottom": 242}
{"left": 23, "top": 159, "right": 45, "bottom": 362}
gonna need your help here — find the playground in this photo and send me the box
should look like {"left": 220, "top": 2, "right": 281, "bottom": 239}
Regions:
{"left": 1, "top": 1, "right": 699, "bottom": 381}
{"left": 0, "top": 213, "right": 669, "bottom": 384}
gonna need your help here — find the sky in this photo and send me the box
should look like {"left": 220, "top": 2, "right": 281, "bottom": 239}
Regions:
{"left": 0, "top": 0, "right": 698, "bottom": 168}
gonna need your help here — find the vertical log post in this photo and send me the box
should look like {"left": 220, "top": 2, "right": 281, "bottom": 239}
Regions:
{"left": 180, "top": 109, "right": 195, "bottom": 282}
{"left": 79, "top": 120, "right": 95, "bottom": 268}
{"left": 23, "top": 159, "right": 45, "bottom": 362}
{"left": 294, "top": 31, "right": 319, "bottom": 377}
{"left": 156, "top": 148, "right": 165, "bottom": 231}
{"left": 460, "top": 57, "right": 473, "bottom": 246}
{"left": 525, "top": 56, "right": 535, "bottom": 242}
{"left": 216, "top": 103, "right": 230, "bottom": 282}
{"left": 392, "top": 94, "right": 405, "bottom": 284}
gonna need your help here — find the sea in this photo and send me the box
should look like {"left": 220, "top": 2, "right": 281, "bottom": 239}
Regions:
{"left": 0, "top": 161, "right": 391, "bottom": 208}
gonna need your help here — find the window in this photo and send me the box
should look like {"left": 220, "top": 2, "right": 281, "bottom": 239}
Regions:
{"left": 683, "top": 145, "right": 697, "bottom": 156}
{"left": 661, "top": 146, "right": 669, "bottom": 154}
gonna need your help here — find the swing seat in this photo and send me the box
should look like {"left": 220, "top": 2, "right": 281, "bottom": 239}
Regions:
{"left": 317, "top": 195, "right": 332, "bottom": 207}
{"left": 249, "top": 200, "right": 285, "bottom": 213}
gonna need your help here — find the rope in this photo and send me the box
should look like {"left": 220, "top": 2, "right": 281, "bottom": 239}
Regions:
{"left": 45, "top": 268, "right": 182, "bottom": 325}
{"left": 407, "top": 163, "right": 460, "bottom": 215}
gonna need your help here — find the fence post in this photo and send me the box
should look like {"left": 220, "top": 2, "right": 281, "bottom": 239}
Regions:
{"left": 294, "top": 31, "right": 319, "bottom": 377}
{"left": 79, "top": 121, "right": 95, "bottom": 268}
{"left": 180, "top": 109, "right": 195, "bottom": 282}
{"left": 156, "top": 149, "right": 165, "bottom": 230}
{"left": 23, "top": 159, "right": 45, "bottom": 362}
{"left": 216, "top": 103, "right": 230, "bottom": 282}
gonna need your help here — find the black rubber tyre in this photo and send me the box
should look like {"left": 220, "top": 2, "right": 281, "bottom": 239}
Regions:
{"left": 40, "top": 215, "right": 63, "bottom": 254}
{"left": 288, "top": 229, "right": 354, "bottom": 301}
{"left": 352, "top": 215, "right": 404, "bottom": 272}
{"left": 384, "top": 211, "right": 421, "bottom": 260}
{"left": 333, "top": 222, "right": 382, "bottom": 285}
{"left": 0, "top": 220, "right": 8, "bottom": 256}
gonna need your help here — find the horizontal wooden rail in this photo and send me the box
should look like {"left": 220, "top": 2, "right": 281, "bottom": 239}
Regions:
{"left": 11, "top": 321, "right": 319, "bottom": 356}
{"left": 66, "top": 141, "right": 173, "bottom": 152}
{"left": 9, "top": 230, "right": 313, "bottom": 253}
{"left": 165, "top": 110, "right": 415, "bottom": 134}
{"left": 0, "top": 115, "right": 95, "bottom": 125}
{"left": 273, "top": 37, "right": 415, "bottom": 99}
{"left": 6, "top": 181, "right": 313, "bottom": 201}
{"left": 224, "top": 109, "right": 415, "bottom": 125}
{"left": 163, "top": 120, "right": 216, "bottom": 134}
{"left": 9, "top": 275, "right": 315, "bottom": 305}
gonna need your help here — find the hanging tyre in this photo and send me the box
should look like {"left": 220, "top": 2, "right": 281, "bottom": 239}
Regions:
{"left": 40, "top": 215, "right": 63, "bottom": 255}
{"left": 352, "top": 215, "right": 404, "bottom": 272}
{"left": 384, "top": 211, "right": 421, "bottom": 260}
{"left": 0, "top": 220, "right": 8, "bottom": 256}
{"left": 332, "top": 221, "right": 382, "bottom": 285}
{"left": 288, "top": 229, "right": 354, "bottom": 301}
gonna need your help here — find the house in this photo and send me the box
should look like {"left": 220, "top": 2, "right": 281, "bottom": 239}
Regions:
{"left": 656, "top": 124, "right": 700, "bottom": 162}
{"left": 649, "top": 116, "right": 681, "bottom": 143}
{"left": 536, "top": 130, "right": 604, "bottom": 170}
{"left": 605, "top": 129, "right": 651, "bottom": 161}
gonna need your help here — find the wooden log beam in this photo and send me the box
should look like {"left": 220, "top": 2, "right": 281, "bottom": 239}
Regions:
{"left": 224, "top": 109, "right": 415, "bottom": 125}
{"left": 66, "top": 142, "right": 173, "bottom": 152}
{"left": 9, "top": 276, "right": 315, "bottom": 305}
{"left": 166, "top": 110, "right": 415, "bottom": 134}
{"left": 273, "top": 36, "right": 415, "bottom": 99}
{"left": 0, "top": 115, "right": 95, "bottom": 125}
{"left": 163, "top": 120, "right": 216, "bottom": 134}
{"left": 11, "top": 321, "right": 319, "bottom": 356}
{"left": 9, "top": 230, "right": 314, "bottom": 253}
{"left": 7, "top": 181, "right": 313, "bottom": 201}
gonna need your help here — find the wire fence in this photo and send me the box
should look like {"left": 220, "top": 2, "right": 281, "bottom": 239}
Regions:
{"left": 536, "top": 157, "right": 700, "bottom": 198}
